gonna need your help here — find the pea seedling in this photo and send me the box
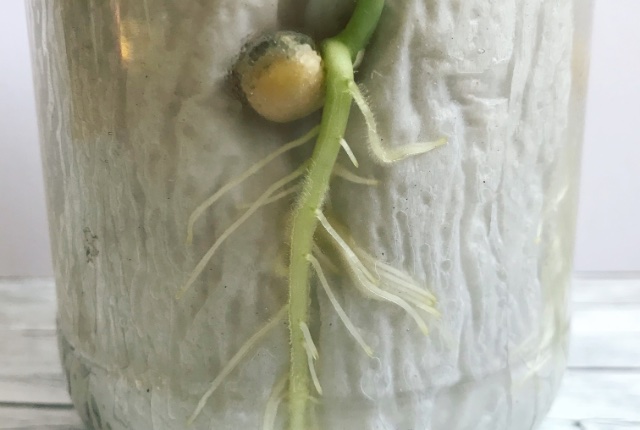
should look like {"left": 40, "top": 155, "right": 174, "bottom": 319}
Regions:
{"left": 178, "top": 1, "right": 445, "bottom": 428}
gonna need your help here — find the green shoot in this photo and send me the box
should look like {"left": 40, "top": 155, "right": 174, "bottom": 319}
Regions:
{"left": 286, "top": 3, "right": 385, "bottom": 425}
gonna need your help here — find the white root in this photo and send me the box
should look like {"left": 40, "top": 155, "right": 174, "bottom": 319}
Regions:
{"left": 332, "top": 164, "right": 379, "bottom": 186}
{"left": 312, "top": 244, "right": 340, "bottom": 274}
{"left": 316, "top": 211, "right": 432, "bottom": 335}
{"left": 353, "top": 248, "right": 439, "bottom": 318}
{"left": 357, "top": 251, "right": 434, "bottom": 300}
{"left": 186, "top": 126, "right": 319, "bottom": 244}
{"left": 299, "top": 321, "right": 318, "bottom": 360}
{"left": 300, "top": 322, "right": 323, "bottom": 395}
{"left": 316, "top": 213, "right": 438, "bottom": 317}
{"left": 308, "top": 254, "right": 374, "bottom": 357}
{"left": 356, "top": 250, "right": 437, "bottom": 306}
{"left": 177, "top": 164, "right": 307, "bottom": 299}
{"left": 348, "top": 81, "right": 446, "bottom": 164}
{"left": 356, "top": 271, "right": 431, "bottom": 335}
{"left": 188, "top": 306, "right": 288, "bottom": 425}
{"left": 262, "top": 375, "right": 289, "bottom": 430}
{"left": 239, "top": 184, "right": 301, "bottom": 209}
{"left": 339, "top": 138, "right": 359, "bottom": 168}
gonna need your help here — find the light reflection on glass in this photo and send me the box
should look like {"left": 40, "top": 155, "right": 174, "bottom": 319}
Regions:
{"left": 113, "top": 0, "right": 133, "bottom": 65}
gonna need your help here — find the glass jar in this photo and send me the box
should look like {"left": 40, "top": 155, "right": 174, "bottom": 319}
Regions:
{"left": 27, "top": 1, "right": 592, "bottom": 429}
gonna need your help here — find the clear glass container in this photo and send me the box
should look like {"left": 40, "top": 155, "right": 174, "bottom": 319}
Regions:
{"left": 27, "top": 1, "right": 592, "bottom": 429}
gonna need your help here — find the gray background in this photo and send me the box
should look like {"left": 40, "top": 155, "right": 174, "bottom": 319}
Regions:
{"left": 1, "top": 0, "right": 638, "bottom": 276}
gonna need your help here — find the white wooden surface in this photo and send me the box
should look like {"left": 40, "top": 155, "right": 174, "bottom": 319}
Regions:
{"left": 1, "top": 277, "right": 639, "bottom": 429}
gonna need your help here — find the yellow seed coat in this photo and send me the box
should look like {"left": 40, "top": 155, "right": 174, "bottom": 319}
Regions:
{"left": 238, "top": 34, "right": 325, "bottom": 123}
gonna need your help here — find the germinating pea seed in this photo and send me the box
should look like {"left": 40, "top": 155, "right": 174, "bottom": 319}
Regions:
{"left": 235, "top": 31, "right": 325, "bottom": 123}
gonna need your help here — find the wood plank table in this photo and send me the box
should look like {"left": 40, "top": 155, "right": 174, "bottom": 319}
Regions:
{"left": 1, "top": 277, "right": 639, "bottom": 429}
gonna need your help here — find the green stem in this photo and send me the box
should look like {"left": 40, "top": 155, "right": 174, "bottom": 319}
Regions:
{"left": 287, "top": 1, "right": 384, "bottom": 429}
{"left": 287, "top": 40, "right": 352, "bottom": 430}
